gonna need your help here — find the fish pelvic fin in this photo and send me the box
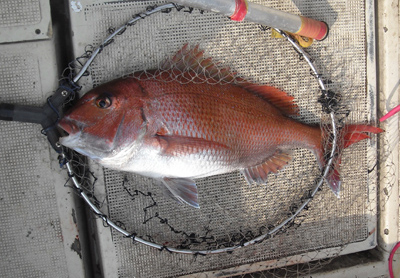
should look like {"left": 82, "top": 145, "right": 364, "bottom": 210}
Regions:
{"left": 241, "top": 151, "right": 292, "bottom": 185}
{"left": 161, "top": 177, "right": 199, "bottom": 208}
{"left": 317, "top": 124, "right": 384, "bottom": 197}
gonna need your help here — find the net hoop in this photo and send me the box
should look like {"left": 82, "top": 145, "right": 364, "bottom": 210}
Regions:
{"left": 63, "top": 3, "right": 338, "bottom": 255}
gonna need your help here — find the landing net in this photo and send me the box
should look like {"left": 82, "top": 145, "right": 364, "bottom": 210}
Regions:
{"left": 60, "top": 1, "right": 387, "bottom": 277}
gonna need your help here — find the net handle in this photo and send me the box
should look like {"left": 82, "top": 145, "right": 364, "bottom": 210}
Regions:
{"left": 173, "top": 0, "right": 329, "bottom": 40}
{"left": 64, "top": 4, "right": 337, "bottom": 255}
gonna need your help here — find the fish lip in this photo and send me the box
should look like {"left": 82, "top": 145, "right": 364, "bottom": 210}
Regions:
{"left": 58, "top": 117, "right": 83, "bottom": 136}
{"left": 58, "top": 117, "right": 85, "bottom": 150}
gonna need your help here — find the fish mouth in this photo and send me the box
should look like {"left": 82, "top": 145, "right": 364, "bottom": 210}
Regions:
{"left": 58, "top": 117, "right": 81, "bottom": 136}
{"left": 58, "top": 117, "right": 85, "bottom": 151}
{"left": 58, "top": 117, "right": 113, "bottom": 160}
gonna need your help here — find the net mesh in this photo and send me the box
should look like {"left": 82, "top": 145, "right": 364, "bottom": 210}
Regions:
{"left": 63, "top": 0, "right": 389, "bottom": 277}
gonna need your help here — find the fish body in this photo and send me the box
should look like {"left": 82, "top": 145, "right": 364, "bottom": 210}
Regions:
{"left": 59, "top": 45, "right": 383, "bottom": 208}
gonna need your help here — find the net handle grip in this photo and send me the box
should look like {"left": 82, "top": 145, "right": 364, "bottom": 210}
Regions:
{"left": 173, "top": 0, "right": 329, "bottom": 40}
{"left": 0, "top": 86, "right": 75, "bottom": 152}
{"left": 0, "top": 103, "right": 44, "bottom": 124}
{"left": 0, "top": 103, "right": 60, "bottom": 151}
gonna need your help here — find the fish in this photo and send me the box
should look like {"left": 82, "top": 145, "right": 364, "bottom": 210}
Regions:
{"left": 59, "top": 45, "right": 383, "bottom": 208}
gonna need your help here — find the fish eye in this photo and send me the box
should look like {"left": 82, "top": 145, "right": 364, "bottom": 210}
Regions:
{"left": 95, "top": 96, "right": 112, "bottom": 109}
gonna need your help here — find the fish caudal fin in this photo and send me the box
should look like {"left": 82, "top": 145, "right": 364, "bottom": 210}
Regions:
{"left": 317, "top": 124, "right": 384, "bottom": 197}
{"left": 161, "top": 177, "right": 200, "bottom": 208}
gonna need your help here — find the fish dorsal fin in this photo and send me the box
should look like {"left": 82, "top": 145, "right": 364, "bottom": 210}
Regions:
{"left": 161, "top": 44, "right": 298, "bottom": 115}
{"left": 243, "top": 84, "right": 299, "bottom": 116}
{"left": 241, "top": 151, "right": 292, "bottom": 184}
{"left": 160, "top": 44, "right": 236, "bottom": 83}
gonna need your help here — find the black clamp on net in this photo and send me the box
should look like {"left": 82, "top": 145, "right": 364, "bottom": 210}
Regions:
{"left": 0, "top": 79, "right": 80, "bottom": 153}
{"left": 318, "top": 89, "right": 341, "bottom": 114}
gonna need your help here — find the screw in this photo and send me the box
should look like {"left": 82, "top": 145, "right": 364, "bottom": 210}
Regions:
{"left": 61, "top": 90, "right": 68, "bottom": 97}
{"left": 384, "top": 228, "right": 389, "bottom": 235}
{"left": 55, "top": 142, "right": 61, "bottom": 148}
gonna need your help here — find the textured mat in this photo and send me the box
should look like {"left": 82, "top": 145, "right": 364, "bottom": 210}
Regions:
{"left": 70, "top": 0, "right": 378, "bottom": 277}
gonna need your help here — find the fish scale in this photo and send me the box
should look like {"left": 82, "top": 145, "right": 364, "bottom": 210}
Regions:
{"left": 148, "top": 80, "right": 287, "bottom": 153}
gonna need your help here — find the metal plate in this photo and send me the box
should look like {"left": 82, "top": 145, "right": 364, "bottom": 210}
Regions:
{"left": 0, "top": 41, "right": 86, "bottom": 278}
{"left": 0, "top": 0, "right": 52, "bottom": 43}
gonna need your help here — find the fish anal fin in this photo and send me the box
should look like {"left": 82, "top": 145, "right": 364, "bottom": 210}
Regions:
{"left": 161, "top": 177, "right": 199, "bottom": 208}
{"left": 264, "top": 152, "right": 292, "bottom": 173}
{"left": 241, "top": 151, "right": 292, "bottom": 184}
{"left": 243, "top": 84, "right": 299, "bottom": 116}
{"left": 157, "top": 134, "right": 230, "bottom": 156}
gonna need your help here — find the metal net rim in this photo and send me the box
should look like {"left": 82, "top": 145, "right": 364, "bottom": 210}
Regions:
{"left": 62, "top": 3, "right": 338, "bottom": 255}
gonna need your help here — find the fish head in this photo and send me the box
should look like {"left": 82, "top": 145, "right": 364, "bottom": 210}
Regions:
{"left": 59, "top": 78, "right": 147, "bottom": 161}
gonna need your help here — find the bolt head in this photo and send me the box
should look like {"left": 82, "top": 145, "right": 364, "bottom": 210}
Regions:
{"left": 384, "top": 228, "right": 389, "bottom": 235}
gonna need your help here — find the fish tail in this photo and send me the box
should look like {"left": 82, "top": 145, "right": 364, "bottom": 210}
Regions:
{"left": 315, "top": 124, "right": 384, "bottom": 197}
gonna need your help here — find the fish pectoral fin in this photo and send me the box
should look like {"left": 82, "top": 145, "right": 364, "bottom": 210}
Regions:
{"left": 241, "top": 151, "right": 292, "bottom": 184}
{"left": 161, "top": 177, "right": 199, "bottom": 209}
{"left": 157, "top": 135, "right": 229, "bottom": 156}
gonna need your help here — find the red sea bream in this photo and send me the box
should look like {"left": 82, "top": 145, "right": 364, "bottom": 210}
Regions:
{"left": 59, "top": 45, "right": 383, "bottom": 208}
